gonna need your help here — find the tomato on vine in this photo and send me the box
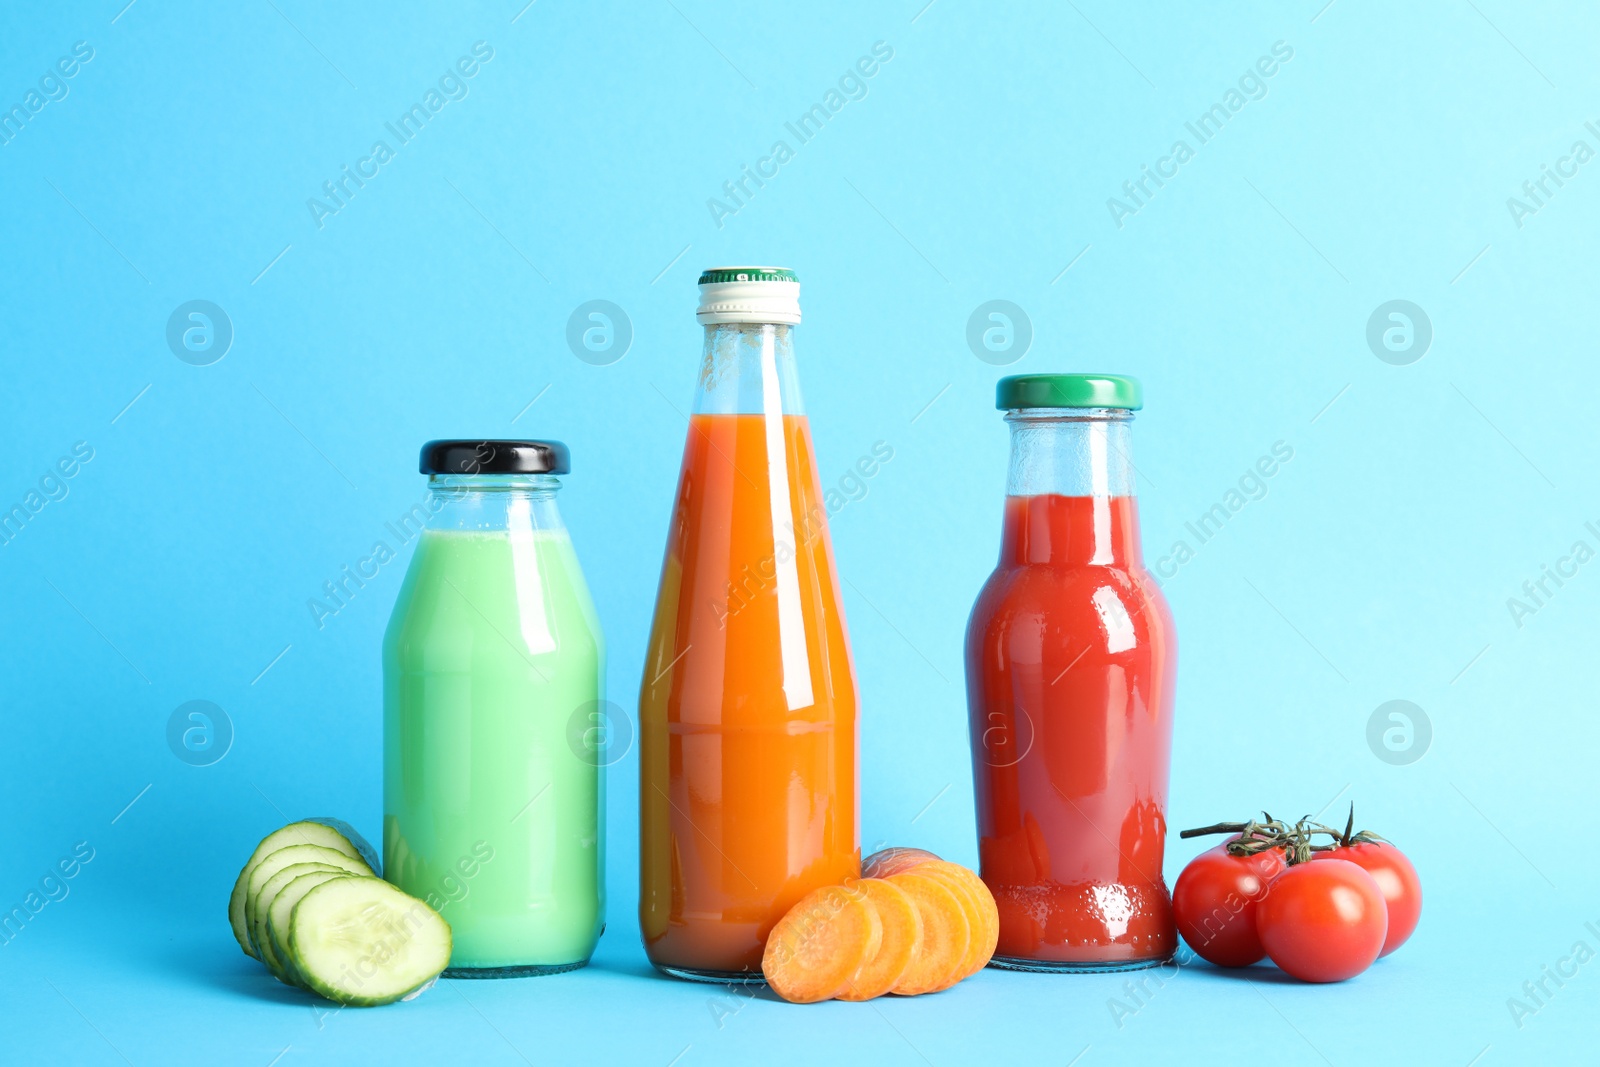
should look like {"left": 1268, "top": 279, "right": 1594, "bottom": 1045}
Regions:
{"left": 1171, "top": 821, "right": 1287, "bottom": 967}
{"left": 1308, "top": 809, "right": 1422, "bottom": 957}
{"left": 1176, "top": 806, "right": 1420, "bottom": 982}
{"left": 1255, "top": 858, "right": 1387, "bottom": 982}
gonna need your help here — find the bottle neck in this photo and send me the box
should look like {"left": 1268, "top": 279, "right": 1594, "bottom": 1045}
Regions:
{"left": 425, "top": 474, "right": 566, "bottom": 534}
{"left": 693, "top": 322, "right": 805, "bottom": 415}
{"left": 1001, "top": 409, "right": 1141, "bottom": 566}
{"left": 1005, "top": 408, "right": 1136, "bottom": 496}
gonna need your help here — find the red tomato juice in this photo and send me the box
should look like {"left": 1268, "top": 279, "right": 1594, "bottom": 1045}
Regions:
{"left": 966, "top": 492, "right": 1177, "bottom": 967}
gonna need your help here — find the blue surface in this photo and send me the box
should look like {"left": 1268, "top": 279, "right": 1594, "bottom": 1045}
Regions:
{"left": 2, "top": 1, "right": 1594, "bottom": 1063}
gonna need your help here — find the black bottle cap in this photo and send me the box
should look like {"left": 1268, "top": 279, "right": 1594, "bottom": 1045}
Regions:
{"left": 418, "top": 440, "right": 570, "bottom": 476}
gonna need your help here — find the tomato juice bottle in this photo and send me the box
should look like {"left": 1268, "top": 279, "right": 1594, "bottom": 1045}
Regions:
{"left": 965, "top": 375, "right": 1178, "bottom": 971}
{"left": 639, "top": 267, "right": 859, "bottom": 981}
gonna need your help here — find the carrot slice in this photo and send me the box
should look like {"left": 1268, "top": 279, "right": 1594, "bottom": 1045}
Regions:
{"left": 913, "top": 864, "right": 983, "bottom": 984}
{"left": 918, "top": 861, "right": 998, "bottom": 979}
{"left": 959, "top": 868, "right": 999, "bottom": 975}
{"left": 862, "top": 847, "right": 940, "bottom": 879}
{"left": 762, "top": 883, "right": 882, "bottom": 1004}
{"left": 837, "top": 878, "right": 923, "bottom": 1002}
{"left": 886, "top": 871, "right": 970, "bottom": 995}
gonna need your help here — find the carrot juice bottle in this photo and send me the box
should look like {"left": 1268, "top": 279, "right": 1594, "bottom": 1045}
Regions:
{"left": 966, "top": 374, "right": 1178, "bottom": 971}
{"left": 639, "top": 267, "right": 859, "bottom": 982}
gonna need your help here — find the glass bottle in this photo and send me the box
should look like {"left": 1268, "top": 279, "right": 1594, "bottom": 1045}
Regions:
{"left": 384, "top": 440, "right": 605, "bottom": 977}
{"left": 965, "top": 375, "right": 1178, "bottom": 971}
{"left": 639, "top": 267, "right": 859, "bottom": 981}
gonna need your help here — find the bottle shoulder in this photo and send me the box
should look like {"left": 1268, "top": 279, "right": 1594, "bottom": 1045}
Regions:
{"left": 974, "top": 559, "right": 1166, "bottom": 599}
{"left": 383, "top": 535, "right": 604, "bottom": 663}
{"left": 967, "top": 561, "right": 1173, "bottom": 644}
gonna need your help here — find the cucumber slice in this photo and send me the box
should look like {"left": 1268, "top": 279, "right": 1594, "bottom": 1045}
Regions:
{"left": 245, "top": 844, "right": 372, "bottom": 957}
{"left": 252, "top": 863, "right": 347, "bottom": 980}
{"left": 229, "top": 819, "right": 378, "bottom": 959}
{"left": 266, "top": 870, "right": 360, "bottom": 986}
{"left": 303, "top": 818, "right": 380, "bottom": 871}
{"left": 288, "top": 878, "right": 451, "bottom": 1006}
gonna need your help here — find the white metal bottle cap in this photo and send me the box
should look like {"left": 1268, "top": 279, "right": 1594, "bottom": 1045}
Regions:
{"left": 696, "top": 266, "right": 801, "bottom": 325}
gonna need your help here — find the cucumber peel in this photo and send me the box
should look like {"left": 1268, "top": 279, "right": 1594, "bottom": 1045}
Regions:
{"left": 267, "top": 870, "right": 359, "bottom": 986}
{"left": 302, "top": 817, "right": 380, "bottom": 871}
{"left": 228, "top": 819, "right": 378, "bottom": 959}
{"left": 252, "top": 863, "right": 348, "bottom": 980}
{"left": 245, "top": 844, "right": 372, "bottom": 958}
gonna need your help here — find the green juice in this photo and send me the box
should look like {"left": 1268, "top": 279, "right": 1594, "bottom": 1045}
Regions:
{"left": 383, "top": 524, "right": 604, "bottom": 973}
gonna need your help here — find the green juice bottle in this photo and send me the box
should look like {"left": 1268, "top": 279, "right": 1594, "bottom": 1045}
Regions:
{"left": 383, "top": 440, "right": 606, "bottom": 976}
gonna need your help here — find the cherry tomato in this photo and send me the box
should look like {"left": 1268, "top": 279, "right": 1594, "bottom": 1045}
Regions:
{"left": 1172, "top": 838, "right": 1287, "bottom": 967}
{"left": 1311, "top": 841, "right": 1421, "bottom": 956}
{"left": 1256, "top": 859, "right": 1387, "bottom": 982}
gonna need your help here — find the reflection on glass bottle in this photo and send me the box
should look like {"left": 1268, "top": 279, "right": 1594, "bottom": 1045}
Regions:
{"left": 639, "top": 268, "right": 860, "bottom": 982}
{"left": 966, "top": 375, "right": 1178, "bottom": 972}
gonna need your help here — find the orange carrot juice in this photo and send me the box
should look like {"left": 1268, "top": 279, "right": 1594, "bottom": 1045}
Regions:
{"left": 640, "top": 269, "right": 858, "bottom": 981}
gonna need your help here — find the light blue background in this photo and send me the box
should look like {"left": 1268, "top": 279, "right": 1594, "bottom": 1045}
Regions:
{"left": 2, "top": 1, "right": 1594, "bottom": 1063}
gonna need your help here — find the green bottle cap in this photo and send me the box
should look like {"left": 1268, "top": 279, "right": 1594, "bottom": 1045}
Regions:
{"left": 697, "top": 266, "right": 801, "bottom": 325}
{"left": 996, "top": 373, "right": 1143, "bottom": 411}
{"left": 697, "top": 266, "right": 798, "bottom": 285}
